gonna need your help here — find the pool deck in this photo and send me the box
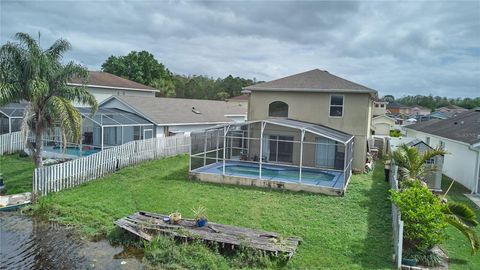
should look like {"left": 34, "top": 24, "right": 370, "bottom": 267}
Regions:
{"left": 190, "top": 161, "right": 347, "bottom": 196}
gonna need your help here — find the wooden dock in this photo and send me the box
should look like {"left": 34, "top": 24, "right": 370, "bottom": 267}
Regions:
{"left": 114, "top": 211, "right": 301, "bottom": 258}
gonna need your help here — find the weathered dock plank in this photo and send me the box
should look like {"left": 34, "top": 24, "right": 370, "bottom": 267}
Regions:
{"left": 114, "top": 211, "right": 301, "bottom": 258}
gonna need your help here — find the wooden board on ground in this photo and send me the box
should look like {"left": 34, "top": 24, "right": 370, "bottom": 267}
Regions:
{"left": 114, "top": 211, "right": 301, "bottom": 258}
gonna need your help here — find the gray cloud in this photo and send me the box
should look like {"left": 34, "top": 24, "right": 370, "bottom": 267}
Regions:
{"left": 1, "top": 0, "right": 479, "bottom": 97}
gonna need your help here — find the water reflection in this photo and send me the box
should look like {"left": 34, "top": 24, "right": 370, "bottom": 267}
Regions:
{"left": 0, "top": 212, "right": 143, "bottom": 270}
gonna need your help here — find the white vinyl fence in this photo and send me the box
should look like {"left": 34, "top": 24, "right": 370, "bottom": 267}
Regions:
{"left": 390, "top": 163, "right": 404, "bottom": 269}
{"left": 0, "top": 131, "right": 24, "bottom": 155}
{"left": 33, "top": 135, "right": 190, "bottom": 197}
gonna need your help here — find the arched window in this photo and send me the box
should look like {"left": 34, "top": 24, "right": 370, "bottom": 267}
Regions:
{"left": 268, "top": 101, "right": 289, "bottom": 117}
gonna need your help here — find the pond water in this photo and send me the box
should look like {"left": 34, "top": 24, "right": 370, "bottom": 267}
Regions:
{"left": 0, "top": 212, "right": 143, "bottom": 270}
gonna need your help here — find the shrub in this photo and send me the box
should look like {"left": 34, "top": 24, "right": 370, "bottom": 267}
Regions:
{"left": 390, "top": 180, "right": 448, "bottom": 251}
{"left": 390, "top": 129, "right": 401, "bottom": 137}
{"left": 404, "top": 248, "right": 442, "bottom": 267}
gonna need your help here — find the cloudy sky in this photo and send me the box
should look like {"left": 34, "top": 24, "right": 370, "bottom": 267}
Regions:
{"left": 1, "top": 0, "right": 479, "bottom": 98}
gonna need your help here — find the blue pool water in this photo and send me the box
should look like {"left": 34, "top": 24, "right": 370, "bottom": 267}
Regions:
{"left": 193, "top": 161, "right": 345, "bottom": 189}
{"left": 46, "top": 146, "right": 99, "bottom": 157}
{"left": 220, "top": 164, "right": 335, "bottom": 182}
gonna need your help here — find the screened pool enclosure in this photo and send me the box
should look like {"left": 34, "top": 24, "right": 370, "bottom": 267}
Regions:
{"left": 190, "top": 119, "right": 354, "bottom": 196}
{"left": 0, "top": 103, "right": 155, "bottom": 158}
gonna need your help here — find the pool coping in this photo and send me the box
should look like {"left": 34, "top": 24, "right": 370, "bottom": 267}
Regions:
{"left": 190, "top": 161, "right": 346, "bottom": 196}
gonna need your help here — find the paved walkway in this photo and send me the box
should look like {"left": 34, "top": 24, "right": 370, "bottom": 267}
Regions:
{"left": 464, "top": 194, "right": 480, "bottom": 208}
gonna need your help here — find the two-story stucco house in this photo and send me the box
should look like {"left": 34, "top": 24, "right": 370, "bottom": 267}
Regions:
{"left": 243, "top": 69, "right": 377, "bottom": 171}
{"left": 69, "top": 71, "right": 158, "bottom": 105}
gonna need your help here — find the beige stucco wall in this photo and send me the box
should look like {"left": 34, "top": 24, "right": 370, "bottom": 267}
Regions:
{"left": 248, "top": 91, "right": 372, "bottom": 170}
{"left": 372, "top": 116, "right": 395, "bottom": 136}
{"left": 373, "top": 102, "right": 388, "bottom": 116}
{"left": 75, "top": 87, "right": 156, "bottom": 107}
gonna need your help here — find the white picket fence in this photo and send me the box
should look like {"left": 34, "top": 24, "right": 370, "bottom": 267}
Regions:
{"left": 33, "top": 135, "right": 190, "bottom": 197}
{"left": 0, "top": 131, "right": 24, "bottom": 155}
{"left": 390, "top": 164, "right": 404, "bottom": 269}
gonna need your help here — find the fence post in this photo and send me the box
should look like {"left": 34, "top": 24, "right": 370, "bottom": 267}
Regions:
{"left": 25, "top": 134, "right": 191, "bottom": 198}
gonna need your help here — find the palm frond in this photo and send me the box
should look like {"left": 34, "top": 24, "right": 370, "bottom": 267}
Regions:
{"left": 445, "top": 215, "right": 480, "bottom": 255}
{"left": 46, "top": 96, "right": 82, "bottom": 143}
{"left": 14, "top": 32, "right": 41, "bottom": 55}
{"left": 46, "top": 38, "right": 71, "bottom": 61}
{"left": 58, "top": 86, "right": 98, "bottom": 114}
{"left": 0, "top": 83, "right": 21, "bottom": 105}
{"left": 445, "top": 202, "right": 479, "bottom": 227}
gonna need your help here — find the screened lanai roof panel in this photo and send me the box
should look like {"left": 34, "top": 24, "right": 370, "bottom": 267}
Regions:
{"left": 264, "top": 118, "right": 354, "bottom": 143}
{"left": 77, "top": 107, "right": 153, "bottom": 126}
{"left": 0, "top": 103, "right": 26, "bottom": 117}
{"left": 195, "top": 118, "right": 354, "bottom": 143}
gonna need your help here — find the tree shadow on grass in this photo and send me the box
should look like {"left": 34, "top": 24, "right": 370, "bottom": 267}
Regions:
{"left": 350, "top": 162, "right": 393, "bottom": 269}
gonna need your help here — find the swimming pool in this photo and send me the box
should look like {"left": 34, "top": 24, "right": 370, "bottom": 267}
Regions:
{"left": 44, "top": 146, "right": 99, "bottom": 157}
{"left": 193, "top": 161, "right": 345, "bottom": 188}
{"left": 220, "top": 164, "right": 335, "bottom": 182}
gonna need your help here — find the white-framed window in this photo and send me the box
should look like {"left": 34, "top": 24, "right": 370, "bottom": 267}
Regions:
{"left": 380, "top": 104, "right": 385, "bottom": 108}
{"left": 375, "top": 104, "right": 379, "bottom": 108}
{"left": 329, "top": 95, "right": 344, "bottom": 117}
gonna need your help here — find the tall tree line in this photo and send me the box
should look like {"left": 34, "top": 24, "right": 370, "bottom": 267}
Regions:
{"left": 101, "top": 51, "right": 258, "bottom": 100}
{"left": 393, "top": 95, "right": 480, "bottom": 110}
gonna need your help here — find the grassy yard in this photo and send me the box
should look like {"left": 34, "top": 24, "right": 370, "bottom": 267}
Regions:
{"left": 32, "top": 155, "right": 393, "bottom": 269}
{"left": 440, "top": 176, "right": 480, "bottom": 270}
{"left": 0, "top": 154, "right": 34, "bottom": 195}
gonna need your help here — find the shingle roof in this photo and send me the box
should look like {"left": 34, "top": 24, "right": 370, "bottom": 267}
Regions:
{"left": 437, "top": 105, "right": 468, "bottom": 111}
{"left": 243, "top": 69, "right": 376, "bottom": 94}
{"left": 405, "top": 109, "right": 480, "bottom": 145}
{"left": 69, "top": 71, "right": 157, "bottom": 91}
{"left": 387, "top": 101, "right": 409, "bottom": 109}
{"left": 111, "top": 96, "right": 247, "bottom": 125}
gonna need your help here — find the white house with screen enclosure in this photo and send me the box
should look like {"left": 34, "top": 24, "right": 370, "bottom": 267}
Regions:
{"left": 100, "top": 95, "right": 247, "bottom": 137}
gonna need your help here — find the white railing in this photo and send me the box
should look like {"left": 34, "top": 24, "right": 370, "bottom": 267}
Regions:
{"left": 33, "top": 135, "right": 190, "bottom": 197}
{"left": 390, "top": 164, "right": 404, "bottom": 269}
{"left": 0, "top": 131, "right": 24, "bottom": 155}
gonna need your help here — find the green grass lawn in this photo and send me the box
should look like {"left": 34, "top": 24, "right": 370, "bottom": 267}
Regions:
{"left": 440, "top": 176, "right": 480, "bottom": 270}
{"left": 0, "top": 154, "right": 34, "bottom": 195}
{"left": 32, "top": 155, "right": 393, "bottom": 269}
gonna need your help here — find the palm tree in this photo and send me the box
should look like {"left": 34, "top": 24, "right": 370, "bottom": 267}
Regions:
{"left": 443, "top": 202, "right": 479, "bottom": 254}
{"left": 392, "top": 144, "right": 479, "bottom": 255}
{"left": 391, "top": 144, "right": 447, "bottom": 180}
{"left": 0, "top": 32, "right": 97, "bottom": 167}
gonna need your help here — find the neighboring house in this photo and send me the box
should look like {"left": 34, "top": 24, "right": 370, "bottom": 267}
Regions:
{"left": 425, "top": 111, "right": 450, "bottom": 121}
{"left": 371, "top": 115, "right": 396, "bottom": 136}
{"left": 404, "top": 108, "right": 480, "bottom": 194}
{"left": 69, "top": 71, "right": 158, "bottom": 105}
{"left": 226, "top": 94, "right": 249, "bottom": 111}
{"left": 243, "top": 69, "right": 377, "bottom": 170}
{"left": 409, "top": 105, "right": 431, "bottom": 116}
{"left": 100, "top": 96, "right": 247, "bottom": 137}
{"left": 435, "top": 105, "right": 468, "bottom": 118}
{"left": 373, "top": 99, "right": 388, "bottom": 116}
{"left": 387, "top": 101, "right": 410, "bottom": 115}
